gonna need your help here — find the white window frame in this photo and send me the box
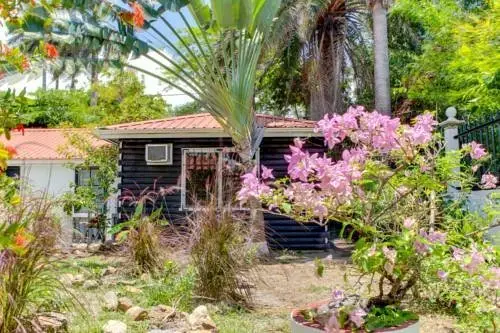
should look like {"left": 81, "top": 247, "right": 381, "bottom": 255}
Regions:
{"left": 145, "top": 144, "right": 173, "bottom": 165}
{"left": 180, "top": 147, "right": 260, "bottom": 210}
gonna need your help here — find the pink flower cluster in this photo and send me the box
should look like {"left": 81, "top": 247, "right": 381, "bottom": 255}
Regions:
{"left": 480, "top": 173, "right": 498, "bottom": 189}
{"left": 414, "top": 229, "right": 447, "bottom": 255}
{"left": 315, "top": 107, "right": 436, "bottom": 154}
{"left": 467, "top": 141, "right": 487, "bottom": 160}
{"left": 236, "top": 166, "right": 272, "bottom": 204}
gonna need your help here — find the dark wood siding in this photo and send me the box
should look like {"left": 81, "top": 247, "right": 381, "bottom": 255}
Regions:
{"left": 119, "top": 135, "right": 330, "bottom": 250}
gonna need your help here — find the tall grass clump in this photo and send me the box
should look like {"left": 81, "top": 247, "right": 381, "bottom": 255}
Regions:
{"left": 188, "top": 198, "right": 256, "bottom": 306}
{"left": 112, "top": 186, "right": 173, "bottom": 274}
{"left": 0, "top": 197, "right": 66, "bottom": 333}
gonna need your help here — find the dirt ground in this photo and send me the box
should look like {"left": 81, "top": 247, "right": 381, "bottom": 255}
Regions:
{"left": 249, "top": 252, "right": 456, "bottom": 333}
{"left": 57, "top": 249, "right": 457, "bottom": 333}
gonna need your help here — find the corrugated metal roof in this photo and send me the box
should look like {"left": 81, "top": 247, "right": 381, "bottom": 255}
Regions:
{"left": 0, "top": 129, "right": 107, "bottom": 160}
{"left": 102, "top": 113, "right": 315, "bottom": 130}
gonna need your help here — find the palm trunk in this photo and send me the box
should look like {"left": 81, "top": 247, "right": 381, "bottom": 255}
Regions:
{"left": 90, "top": 53, "right": 98, "bottom": 106}
{"left": 371, "top": 0, "right": 391, "bottom": 115}
{"left": 42, "top": 61, "right": 47, "bottom": 91}
{"left": 310, "top": 3, "right": 347, "bottom": 120}
{"left": 239, "top": 144, "right": 269, "bottom": 256}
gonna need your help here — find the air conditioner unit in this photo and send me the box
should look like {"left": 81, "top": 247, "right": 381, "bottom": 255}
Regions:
{"left": 145, "top": 144, "right": 173, "bottom": 165}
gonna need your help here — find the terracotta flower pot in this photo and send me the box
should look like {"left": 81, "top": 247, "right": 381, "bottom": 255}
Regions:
{"left": 290, "top": 300, "right": 420, "bottom": 333}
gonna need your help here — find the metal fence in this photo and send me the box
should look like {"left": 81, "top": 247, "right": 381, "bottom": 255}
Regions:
{"left": 456, "top": 115, "right": 499, "bottom": 177}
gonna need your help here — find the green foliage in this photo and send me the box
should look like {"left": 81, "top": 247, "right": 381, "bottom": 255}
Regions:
{"left": 143, "top": 264, "right": 196, "bottom": 312}
{"left": 90, "top": 71, "right": 170, "bottom": 125}
{"left": 26, "top": 89, "right": 92, "bottom": 127}
{"left": 390, "top": 0, "right": 499, "bottom": 118}
{"left": 173, "top": 101, "right": 203, "bottom": 116}
{"left": 364, "top": 306, "right": 418, "bottom": 331}
{"left": 111, "top": 204, "right": 168, "bottom": 274}
{"left": 61, "top": 185, "right": 97, "bottom": 215}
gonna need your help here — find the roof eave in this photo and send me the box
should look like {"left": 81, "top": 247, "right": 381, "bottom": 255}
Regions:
{"left": 96, "top": 127, "right": 319, "bottom": 140}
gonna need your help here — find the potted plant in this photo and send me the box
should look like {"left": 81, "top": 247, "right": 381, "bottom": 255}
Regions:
{"left": 238, "top": 107, "right": 499, "bottom": 332}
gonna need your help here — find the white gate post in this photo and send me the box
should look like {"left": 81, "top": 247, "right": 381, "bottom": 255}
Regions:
{"left": 438, "top": 107, "right": 465, "bottom": 193}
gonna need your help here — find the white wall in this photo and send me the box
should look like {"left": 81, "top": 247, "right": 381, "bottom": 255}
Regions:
{"left": 15, "top": 162, "right": 75, "bottom": 197}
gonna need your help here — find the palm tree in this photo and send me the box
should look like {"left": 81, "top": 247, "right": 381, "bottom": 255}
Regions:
{"left": 9, "top": 0, "right": 281, "bottom": 249}
{"left": 368, "top": 0, "right": 391, "bottom": 115}
{"left": 267, "top": 0, "right": 371, "bottom": 120}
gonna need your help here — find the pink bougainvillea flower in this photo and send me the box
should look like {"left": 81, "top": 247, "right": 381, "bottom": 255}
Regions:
{"left": 414, "top": 240, "right": 430, "bottom": 255}
{"left": 427, "top": 230, "right": 447, "bottom": 244}
{"left": 236, "top": 167, "right": 271, "bottom": 204}
{"left": 462, "top": 247, "right": 485, "bottom": 275}
{"left": 261, "top": 165, "right": 274, "bottom": 180}
{"left": 452, "top": 247, "right": 465, "bottom": 261}
{"left": 467, "top": 141, "right": 487, "bottom": 160}
{"left": 437, "top": 270, "right": 448, "bottom": 281}
{"left": 331, "top": 289, "right": 345, "bottom": 302}
{"left": 403, "top": 217, "right": 416, "bottom": 229}
{"left": 349, "top": 307, "right": 367, "bottom": 328}
{"left": 480, "top": 173, "right": 498, "bottom": 189}
{"left": 325, "top": 312, "right": 340, "bottom": 333}
{"left": 382, "top": 246, "right": 397, "bottom": 264}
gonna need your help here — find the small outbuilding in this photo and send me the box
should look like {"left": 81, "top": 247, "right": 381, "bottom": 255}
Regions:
{"left": 97, "top": 113, "right": 331, "bottom": 250}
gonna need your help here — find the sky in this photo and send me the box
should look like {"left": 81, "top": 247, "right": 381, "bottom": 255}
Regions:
{"left": 0, "top": 5, "right": 194, "bottom": 107}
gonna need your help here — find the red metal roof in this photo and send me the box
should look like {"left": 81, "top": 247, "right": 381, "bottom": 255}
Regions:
{"left": 0, "top": 129, "right": 108, "bottom": 160}
{"left": 102, "top": 113, "right": 316, "bottom": 131}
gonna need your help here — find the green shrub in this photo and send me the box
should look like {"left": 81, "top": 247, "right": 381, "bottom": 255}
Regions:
{"left": 111, "top": 203, "right": 167, "bottom": 274}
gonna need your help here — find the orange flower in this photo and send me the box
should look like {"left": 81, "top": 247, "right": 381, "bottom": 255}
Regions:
{"left": 5, "top": 145, "right": 17, "bottom": 158}
{"left": 131, "top": 2, "right": 144, "bottom": 28}
{"left": 44, "top": 43, "right": 59, "bottom": 59}
{"left": 14, "top": 230, "right": 28, "bottom": 248}
{"left": 21, "top": 56, "right": 30, "bottom": 70}
{"left": 15, "top": 123, "right": 25, "bottom": 135}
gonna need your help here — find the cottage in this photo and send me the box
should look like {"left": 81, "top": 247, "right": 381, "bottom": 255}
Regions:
{"left": 0, "top": 128, "right": 113, "bottom": 244}
{"left": 97, "top": 113, "right": 331, "bottom": 250}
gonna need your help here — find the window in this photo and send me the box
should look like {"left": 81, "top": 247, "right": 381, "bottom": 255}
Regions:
{"left": 180, "top": 148, "right": 258, "bottom": 210}
{"left": 5, "top": 166, "right": 20, "bottom": 178}
{"left": 145, "top": 144, "right": 173, "bottom": 165}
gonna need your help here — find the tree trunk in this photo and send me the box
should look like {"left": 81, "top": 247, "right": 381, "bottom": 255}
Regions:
{"left": 239, "top": 144, "right": 269, "bottom": 256}
{"left": 42, "top": 62, "right": 47, "bottom": 91}
{"left": 371, "top": 0, "right": 391, "bottom": 115}
{"left": 90, "top": 53, "right": 99, "bottom": 106}
{"left": 309, "top": 5, "right": 347, "bottom": 120}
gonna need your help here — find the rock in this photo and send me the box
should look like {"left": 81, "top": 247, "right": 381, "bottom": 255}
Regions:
{"left": 59, "top": 273, "right": 74, "bottom": 287}
{"left": 149, "top": 305, "right": 176, "bottom": 325}
{"left": 88, "top": 243, "right": 101, "bottom": 252}
{"left": 118, "top": 297, "right": 134, "bottom": 312}
{"left": 103, "top": 291, "right": 119, "bottom": 311}
{"left": 73, "top": 250, "right": 85, "bottom": 257}
{"left": 187, "top": 305, "right": 217, "bottom": 330}
{"left": 322, "top": 254, "right": 334, "bottom": 264}
{"left": 36, "top": 312, "right": 67, "bottom": 331}
{"left": 126, "top": 306, "right": 148, "bottom": 321}
{"left": 83, "top": 279, "right": 99, "bottom": 289}
{"left": 102, "top": 266, "right": 117, "bottom": 276}
{"left": 72, "top": 274, "right": 85, "bottom": 286}
{"left": 103, "top": 320, "right": 127, "bottom": 333}
{"left": 190, "top": 330, "right": 214, "bottom": 333}
{"left": 118, "top": 279, "right": 136, "bottom": 286}
{"left": 125, "top": 286, "right": 142, "bottom": 294}
{"left": 140, "top": 272, "right": 151, "bottom": 281}
{"left": 72, "top": 243, "right": 87, "bottom": 251}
